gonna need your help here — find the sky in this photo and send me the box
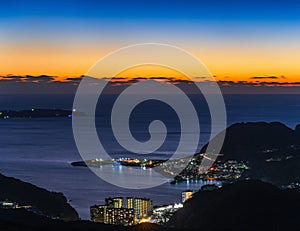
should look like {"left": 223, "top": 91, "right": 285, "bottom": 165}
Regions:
{"left": 1, "top": 0, "right": 300, "bottom": 93}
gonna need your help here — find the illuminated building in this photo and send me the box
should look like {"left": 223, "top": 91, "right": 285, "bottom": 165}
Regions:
{"left": 105, "top": 197, "right": 123, "bottom": 208}
{"left": 182, "top": 190, "right": 193, "bottom": 203}
{"left": 90, "top": 205, "right": 106, "bottom": 223}
{"left": 106, "top": 208, "right": 135, "bottom": 226}
{"left": 152, "top": 203, "right": 183, "bottom": 223}
{"left": 90, "top": 205, "right": 135, "bottom": 226}
{"left": 91, "top": 196, "right": 152, "bottom": 225}
{"left": 1, "top": 201, "right": 16, "bottom": 208}
{"left": 129, "top": 197, "right": 153, "bottom": 218}
{"left": 126, "top": 197, "right": 134, "bottom": 209}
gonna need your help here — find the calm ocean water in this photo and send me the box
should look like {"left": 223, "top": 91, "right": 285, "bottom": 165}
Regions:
{"left": 0, "top": 94, "right": 300, "bottom": 219}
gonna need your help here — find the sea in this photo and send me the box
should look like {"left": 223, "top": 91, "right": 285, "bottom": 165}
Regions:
{"left": 0, "top": 94, "right": 300, "bottom": 219}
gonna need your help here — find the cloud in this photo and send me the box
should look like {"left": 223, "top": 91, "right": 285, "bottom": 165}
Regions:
{"left": 0, "top": 74, "right": 80, "bottom": 94}
{"left": 194, "top": 76, "right": 210, "bottom": 79}
{"left": 0, "top": 74, "right": 57, "bottom": 83}
{"left": 1, "top": 75, "right": 23, "bottom": 79}
{"left": 63, "top": 77, "right": 83, "bottom": 86}
{"left": 217, "top": 80, "right": 300, "bottom": 94}
{"left": 249, "top": 76, "right": 279, "bottom": 79}
{"left": 24, "top": 75, "right": 56, "bottom": 82}
{"left": 66, "top": 77, "right": 82, "bottom": 81}
{"left": 0, "top": 75, "right": 24, "bottom": 82}
{"left": 149, "top": 76, "right": 174, "bottom": 80}
{"left": 1, "top": 74, "right": 300, "bottom": 94}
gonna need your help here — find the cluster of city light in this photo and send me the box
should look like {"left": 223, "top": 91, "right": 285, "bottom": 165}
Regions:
{"left": 90, "top": 190, "right": 197, "bottom": 226}
{"left": 173, "top": 156, "right": 251, "bottom": 183}
{"left": 90, "top": 197, "right": 153, "bottom": 226}
{"left": 0, "top": 200, "right": 32, "bottom": 209}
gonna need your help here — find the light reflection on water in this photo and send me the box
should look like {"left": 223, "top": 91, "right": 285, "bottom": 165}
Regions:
{"left": 1, "top": 94, "right": 300, "bottom": 219}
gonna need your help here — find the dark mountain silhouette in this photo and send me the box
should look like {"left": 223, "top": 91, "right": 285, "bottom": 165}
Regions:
{"left": 201, "top": 122, "right": 300, "bottom": 160}
{"left": 200, "top": 122, "right": 300, "bottom": 186}
{"left": 0, "top": 208, "right": 126, "bottom": 231}
{"left": 167, "top": 180, "right": 300, "bottom": 231}
{"left": 0, "top": 173, "right": 78, "bottom": 221}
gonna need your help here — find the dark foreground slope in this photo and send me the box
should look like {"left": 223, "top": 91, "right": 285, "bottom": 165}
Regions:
{"left": 0, "top": 208, "right": 125, "bottom": 231}
{"left": 0, "top": 173, "right": 78, "bottom": 221}
{"left": 0, "top": 208, "right": 175, "bottom": 231}
{"left": 167, "top": 180, "right": 300, "bottom": 231}
{"left": 1, "top": 181, "right": 299, "bottom": 231}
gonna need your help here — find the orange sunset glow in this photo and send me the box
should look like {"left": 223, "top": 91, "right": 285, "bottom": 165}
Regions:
{"left": 1, "top": 1, "right": 300, "bottom": 93}
{"left": 2, "top": 42, "right": 300, "bottom": 84}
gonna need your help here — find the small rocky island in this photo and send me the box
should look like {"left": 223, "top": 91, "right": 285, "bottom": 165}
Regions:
{"left": 71, "top": 158, "right": 166, "bottom": 168}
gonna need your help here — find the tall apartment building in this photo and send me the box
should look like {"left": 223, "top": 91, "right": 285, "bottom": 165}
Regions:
{"left": 90, "top": 205, "right": 135, "bottom": 226}
{"left": 105, "top": 197, "right": 123, "bottom": 208}
{"left": 91, "top": 196, "right": 153, "bottom": 225}
{"left": 126, "top": 197, "right": 153, "bottom": 218}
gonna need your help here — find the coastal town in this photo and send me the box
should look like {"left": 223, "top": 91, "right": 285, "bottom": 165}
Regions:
{"left": 87, "top": 155, "right": 249, "bottom": 226}
{"left": 89, "top": 185, "right": 219, "bottom": 226}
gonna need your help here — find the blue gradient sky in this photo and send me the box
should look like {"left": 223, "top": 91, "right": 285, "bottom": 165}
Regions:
{"left": 1, "top": 0, "right": 300, "bottom": 83}
{"left": 2, "top": 0, "right": 300, "bottom": 21}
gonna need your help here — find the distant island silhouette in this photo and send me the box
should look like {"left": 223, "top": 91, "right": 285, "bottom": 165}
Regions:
{"left": 0, "top": 109, "right": 72, "bottom": 118}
